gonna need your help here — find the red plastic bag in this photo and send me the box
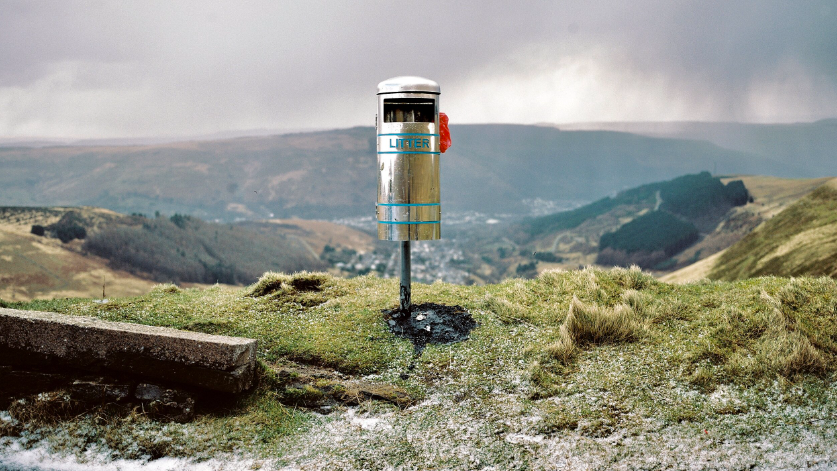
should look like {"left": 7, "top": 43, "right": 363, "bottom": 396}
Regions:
{"left": 440, "top": 112, "right": 451, "bottom": 153}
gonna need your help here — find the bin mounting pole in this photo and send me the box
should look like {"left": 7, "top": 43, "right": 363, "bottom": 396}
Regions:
{"left": 400, "top": 240, "right": 411, "bottom": 312}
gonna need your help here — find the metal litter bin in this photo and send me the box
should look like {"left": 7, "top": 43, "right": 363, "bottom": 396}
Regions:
{"left": 376, "top": 76, "right": 441, "bottom": 241}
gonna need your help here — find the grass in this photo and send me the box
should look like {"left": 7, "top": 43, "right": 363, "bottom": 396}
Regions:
{"left": 545, "top": 296, "right": 644, "bottom": 364}
{"left": 2, "top": 268, "right": 837, "bottom": 467}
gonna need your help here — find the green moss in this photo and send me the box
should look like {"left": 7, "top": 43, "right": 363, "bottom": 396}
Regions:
{"left": 282, "top": 385, "right": 324, "bottom": 406}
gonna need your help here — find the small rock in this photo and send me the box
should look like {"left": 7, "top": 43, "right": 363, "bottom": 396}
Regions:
{"left": 69, "top": 378, "right": 130, "bottom": 403}
{"left": 135, "top": 383, "right": 195, "bottom": 423}
{"left": 416, "top": 314, "right": 426, "bottom": 321}
{"left": 135, "top": 383, "right": 164, "bottom": 401}
{"left": 388, "top": 320, "right": 396, "bottom": 326}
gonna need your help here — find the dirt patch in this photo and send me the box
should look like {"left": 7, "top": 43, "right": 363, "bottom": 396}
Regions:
{"left": 383, "top": 303, "right": 477, "bottom": 354}
{"left": 267, "top": 363, "right": 415, "bottom": 410}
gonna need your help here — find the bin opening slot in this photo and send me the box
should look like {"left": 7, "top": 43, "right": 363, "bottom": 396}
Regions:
{"left": 383, "top": 98, "right": 435, "bottom": 123}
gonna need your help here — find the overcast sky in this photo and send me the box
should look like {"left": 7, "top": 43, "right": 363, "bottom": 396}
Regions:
{"left": 1, "top": 0, "right": 835, "bottom": 139}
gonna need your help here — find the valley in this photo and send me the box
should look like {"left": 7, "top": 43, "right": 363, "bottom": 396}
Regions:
{"left": 2, "top": 172, "right": 833, "bottom": 301}
{"left": 1, "top": 120, "right": 836, "bottom": 301}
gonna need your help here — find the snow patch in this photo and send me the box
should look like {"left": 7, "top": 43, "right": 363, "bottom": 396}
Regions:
{"left": 0, "top": 436, "right": 272, "bottom": 471}
{"left": 346, "top": 409, "right": 391, "bottom": 431}
{"left": 504, "top": 433, "right": 544, "bottom": 444}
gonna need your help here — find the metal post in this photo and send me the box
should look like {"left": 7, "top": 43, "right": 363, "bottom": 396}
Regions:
{"left": 400, "top": 240, "right": 411, "bottom": 312}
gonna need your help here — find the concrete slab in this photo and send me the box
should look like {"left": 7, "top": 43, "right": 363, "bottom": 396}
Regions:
{"left": 0, "top": 308, "right": 257, "bottom": 393}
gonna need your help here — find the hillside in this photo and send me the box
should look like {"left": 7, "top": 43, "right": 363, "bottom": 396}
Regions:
{"left": 662, "top": 177, "right": 837, "bottom": 283}
{"left": 517, "top": 174, "right": 831, "bottom": 275}
{"left": 0, "top": 207, "right": 157, "bottom": 301}
{"left": 558, "top": 119, "right": 837, "bottom": 178}
{"left": 0, "top": 125, "right": 785, "bottom": 221}
{"left": 235, "top": 218, "right": 375, "bottom": 256}
{"left": 705, "top": 179, "right": 837, "bottom": 280}
{"left": 517, "top": 172, "right": 751, "bottom": 270}
{"left": 83, "top": 213, "right": 328, "bottom": 284}
{"left": 0, "top": 207, "right": 355, "bottom": 299}
{"left": 2, "top": 268, "right": 836, "bottom": 468}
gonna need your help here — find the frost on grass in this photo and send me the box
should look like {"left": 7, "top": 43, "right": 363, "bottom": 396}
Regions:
{"left": 3, "top": 268, "right": 837, "bottom": 468}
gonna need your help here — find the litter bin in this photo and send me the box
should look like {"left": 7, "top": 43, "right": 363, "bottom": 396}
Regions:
{"left": 376, "top": 76, "right": 441, "bottom": 241}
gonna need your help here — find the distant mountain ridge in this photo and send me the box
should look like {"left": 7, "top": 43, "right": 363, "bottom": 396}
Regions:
{"left": 0, "top": 124, "right": 793, "bottom": 221}
{"left": 556, "top": 119, "right": 837, "bottom": 178}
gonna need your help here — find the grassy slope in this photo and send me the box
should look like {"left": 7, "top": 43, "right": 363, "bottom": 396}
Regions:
{"left": 0, "top": 207, "right": 354, "bottom": 300}
{"left": 83, "top": 214, "right": 327, "bottom": 285}
{"left": 2, "top": 268, "right": 836, "bottom": 468}
{"left": 661, "top": 175, "right": 833, "bottom": 282}
{"left": 235, "top": 218, "right": 375, "bottom": 256}
{"left": 0, "top": 207, "right": 157, "bottom": 301}
{"left": 709, "top": 179, "right": 837, "bottom": 280}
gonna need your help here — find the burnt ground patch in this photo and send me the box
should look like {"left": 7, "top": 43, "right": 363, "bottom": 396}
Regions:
{"left": 383, "top": 303, "right": 477, "bottom": 355}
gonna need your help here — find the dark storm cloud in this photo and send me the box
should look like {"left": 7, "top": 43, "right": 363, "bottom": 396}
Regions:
{"left": 0, "top": 0, "right": 835, "bottom": 138}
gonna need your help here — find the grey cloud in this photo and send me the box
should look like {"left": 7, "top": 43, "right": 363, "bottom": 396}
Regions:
{"left": 0, "top": 0, "right": 835, "bottom": 137}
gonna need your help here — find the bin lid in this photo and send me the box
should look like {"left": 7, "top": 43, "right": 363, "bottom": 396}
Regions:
{"left": 377, "top": 76, "right": 440, "bottom": 95}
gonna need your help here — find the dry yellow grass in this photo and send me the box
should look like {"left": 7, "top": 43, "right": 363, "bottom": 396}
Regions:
{"left": 661, "top": 250, "right": 726, "bottom": 284}
{"left": 546, "top": 296, "right": 644, "bottom": 363}
{"left": 0, "top": 228, "right": 157, "bottom": 301}
{"left": 663, "top": 176, "right": 837, "bottom": 282}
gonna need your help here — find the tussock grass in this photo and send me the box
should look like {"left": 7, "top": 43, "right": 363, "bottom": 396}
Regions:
{"left": 481, "top": 295, "right": 531, "bottom": 324}
{"left": 546, "top": 297, "right": 644, "bottom": 363}
{"left": 245, "top": 271, "right": 331, "bottom": 297}
{"left": 750, "top": 291, "right": 828, "bottom": 377}
{"left": 683, "top": 279, "right": 836, "bottom": 390}
{"left": 621, "top": 289, "right": 653, "bottom": 318}
{"left": 151, "top": 283, "right": 181, "bottom": 294}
